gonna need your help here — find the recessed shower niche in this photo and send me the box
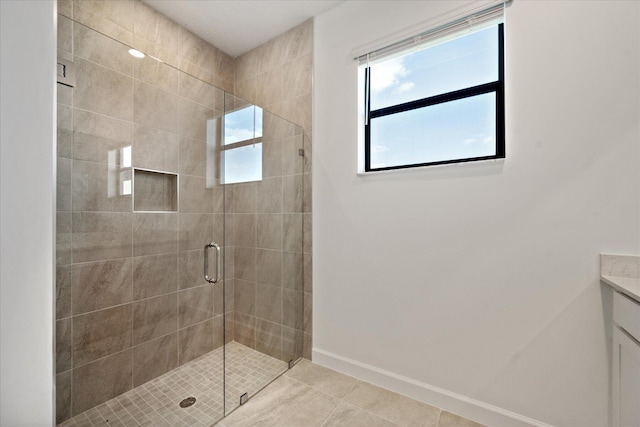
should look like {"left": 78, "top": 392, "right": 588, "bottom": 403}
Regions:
{"left": 133, "top": 168, "right": 178, "bottom": 212}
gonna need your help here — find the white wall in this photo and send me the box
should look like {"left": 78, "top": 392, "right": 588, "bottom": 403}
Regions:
{"left": 313, "top": 1, "right": 640, "bottom": 426}
{"left": 0, "top": 1, "right": 56, "bottom": 425}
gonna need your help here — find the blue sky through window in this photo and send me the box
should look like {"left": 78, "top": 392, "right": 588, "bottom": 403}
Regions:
{"left": 224, "top": 143, "right": 262, "bottom": 184}
{"left": 223, "top": 105, "right": 264, "bottom": 183}
{"left": 368, "top": 26, "right": 500, "bottom": 169}
{"left": 224, "top": 105, "right": 263, "bottom": 145}
{"left": 370, "top": 26, "right": 498, "bottom": 110}
{"left": 370, "top": 93, "right": 496, "bottom": 168}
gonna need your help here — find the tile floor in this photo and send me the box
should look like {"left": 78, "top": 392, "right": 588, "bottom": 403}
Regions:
{"left": 58, "top": 342, "right": 288, "bottom": 427}
{"left": 218, "top": 359, "right": 486, "bottom": 427}
{"left": 58, "top": 342, "right": 485, "bottom": 427}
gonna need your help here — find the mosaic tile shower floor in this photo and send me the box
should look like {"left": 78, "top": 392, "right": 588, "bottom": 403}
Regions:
{"left": 58, "top": 342, "right": 288, "bottom": 427}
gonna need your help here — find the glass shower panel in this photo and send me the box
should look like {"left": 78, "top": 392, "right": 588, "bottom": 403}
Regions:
{"left": 56, "top": 15, "right": 305, "bottom": 427}
{"left": 223, "top": 94, "right": 305, "bottom": 416}
{"left": 55, "top": 18, "right": 226, "bottom": 426}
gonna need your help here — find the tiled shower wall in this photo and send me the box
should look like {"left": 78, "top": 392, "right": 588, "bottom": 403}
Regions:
{"left": 226, "top": 110, "right": 305, "bottom": 365}
{"left": 58, "top": 0, "right": 234, "bottom": 92}
{"left": 56, "top": 0, "right": 314, "bottom": 423}
{"left": 233, "top": 20, "right": 314, "bottom": 360}
{"left": 56, "top": 2, "right": 233, "bottom": 423}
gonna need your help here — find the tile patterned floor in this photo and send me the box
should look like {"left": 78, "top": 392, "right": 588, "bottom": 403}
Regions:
{"left": 217, "top": 359, "right": 487, "bottom": 427}
{"left": 58, "top": 342, "right": 288, "bottom": 427}
{"left": 59, "top": 343, "right": 486, "bottom": 427}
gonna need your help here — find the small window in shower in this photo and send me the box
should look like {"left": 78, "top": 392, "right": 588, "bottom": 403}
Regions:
{"left": 224, "top": 143, "right": 262, "bottom": 184}
{"left": 223, "top": 104, "right": 263, "bottom": 184}
{"left": 224, "top": 105, "right": 263, "bottom": 145}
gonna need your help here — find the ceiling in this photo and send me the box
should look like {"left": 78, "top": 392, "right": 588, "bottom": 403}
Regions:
{"left": 143, "top": 0, "right": 343, "bottom": 58}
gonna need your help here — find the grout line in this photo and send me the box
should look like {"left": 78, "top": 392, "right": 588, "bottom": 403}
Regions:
{"left": 319, "top": 403, "right": 339, "bottom": 427}
{"left": 104, "top": 400, "right": 129, "bottom": 426}
{"left": 67, "top": 38, "right": 76, "bottom": 421}
{"left": 343, "top": 379, "right": 444, "bottom": 427}
{"left": 63, "top": 342, "right": 284, "bottom": 425}
{"left": 129, "top": 104, "right": 135, "bottom": 396}
{"left": 115, "top": 395, "right": 145, "bottom": 426}
{"left": 341, "top": 378, "right": 361, "bottom": 402}
{"left": 77, "top": 411, "right": 95, "bottom": 427}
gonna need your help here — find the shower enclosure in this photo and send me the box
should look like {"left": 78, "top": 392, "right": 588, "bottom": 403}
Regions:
{"left": 56, "top": 17, "right": 305, "bottom": 426}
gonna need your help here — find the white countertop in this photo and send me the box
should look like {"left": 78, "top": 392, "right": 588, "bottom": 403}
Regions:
{"left": 600, "top": 254, "right": 640, "bottom": 303}
{"left": 601, "top": 275, "right": 640, "bottom": 304}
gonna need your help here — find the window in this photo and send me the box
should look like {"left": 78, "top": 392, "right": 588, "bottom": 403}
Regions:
{"left": 223, "top": 104, "right": 263, "bottom": 184}
{"left": 107, "top": 145, "right": 132, "bottom": 196}
{"left": 362, "top": 22, "right": 504, "bottom": 172}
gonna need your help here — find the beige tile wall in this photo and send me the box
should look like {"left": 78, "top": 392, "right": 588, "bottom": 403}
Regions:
{"left": 61, "top": 0, "right": 234, "bottom": 92}
{"left": 56, "top": 3, "right": 229, "bottom": 422}
{"left": 225, "top": 108, "right": 306, "bottom": 366}
{"left": 56, "top": 0, "right": 314, "bottom": 423}
{"left": 233, "top": 20, "right": 314, "bottom": 360}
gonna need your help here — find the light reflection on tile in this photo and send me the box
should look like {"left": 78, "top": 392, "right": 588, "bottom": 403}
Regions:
{"left": 73, "top": 108, "right": 132, "bottom": 164}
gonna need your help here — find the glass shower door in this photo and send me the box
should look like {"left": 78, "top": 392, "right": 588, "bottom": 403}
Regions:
{"left": 222, "top": 94, "right": 305, "bottom": 416}
{"left": 55, "top": 18, "right": 227, "bottom": 426}
{"left": 56, "top": 15, "right": 304, "bottom": 426}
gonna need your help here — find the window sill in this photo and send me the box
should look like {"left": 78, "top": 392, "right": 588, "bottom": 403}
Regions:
{"left": 356, "top": 157, "right": 505, "bottom": 177}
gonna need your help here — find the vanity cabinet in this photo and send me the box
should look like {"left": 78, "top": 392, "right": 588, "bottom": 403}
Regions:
{"left": 612, "top": 291, "right": 640, "bottom": 427}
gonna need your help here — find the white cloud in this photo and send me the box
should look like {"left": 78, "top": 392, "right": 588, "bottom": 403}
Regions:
{"left": 371, "top": 57, "right": 408, "bottom": 93}
{"left": 463, "top": 134, "right": 494, "bottom": 146}
{"left": 225, "top": 127, "right": 254, "bottom": 144}
{"left": 371, "top": 144, "right": 389, "bottom": 154}
{"left": 396, "top": 82, "right": 415, "bottom": 93}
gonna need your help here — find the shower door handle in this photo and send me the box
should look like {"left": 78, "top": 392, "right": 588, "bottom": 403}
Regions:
{"left": 204, "top": 242, "right": 220, "bottom": 283}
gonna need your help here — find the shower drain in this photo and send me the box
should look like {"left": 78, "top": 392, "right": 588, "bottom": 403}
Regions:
{"left": 179, "top": 397, "right": 196, "bottom": 408}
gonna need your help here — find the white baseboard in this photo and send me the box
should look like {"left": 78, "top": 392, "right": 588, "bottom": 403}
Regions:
{"left": 312, "top": 347, "right": 554, "bottom": 427}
